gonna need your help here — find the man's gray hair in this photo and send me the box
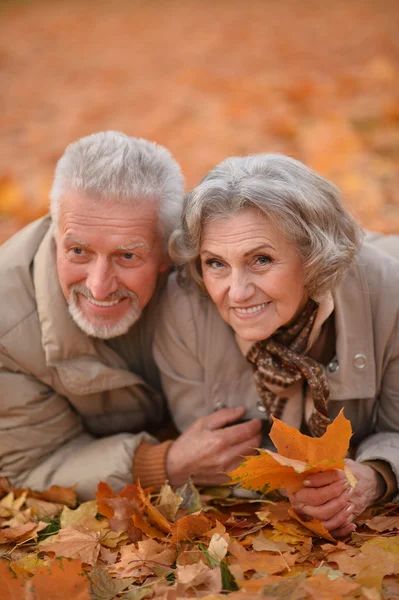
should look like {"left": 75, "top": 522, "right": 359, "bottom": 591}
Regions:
{"left": 50, "top": 131, "right": 184, "bottom": 246}
{"left": 170, "top": 154, "right": 362, "bottom": 298}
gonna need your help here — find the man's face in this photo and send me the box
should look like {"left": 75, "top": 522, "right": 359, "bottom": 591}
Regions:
{"left": 56, "top": 193, "right": 169, "bottom": 339}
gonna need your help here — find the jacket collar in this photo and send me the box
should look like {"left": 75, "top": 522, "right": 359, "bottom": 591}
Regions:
{"left": 33, "top": 224, "right": 147, "bottom": 395}
{"left": 328, "top": 251, "right": 376, "bottom": 400}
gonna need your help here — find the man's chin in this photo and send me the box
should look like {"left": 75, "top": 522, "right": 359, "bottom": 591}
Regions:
{"left": 68, "top": 303, "right": 141, "bottom": 339}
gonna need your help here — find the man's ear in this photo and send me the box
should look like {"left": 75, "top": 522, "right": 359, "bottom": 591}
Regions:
{"left": 159, "top": 254, "right": 171, "bottom": 273}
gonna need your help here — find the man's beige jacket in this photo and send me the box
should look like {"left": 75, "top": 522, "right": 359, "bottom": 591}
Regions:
{"left": 154, "top": 238, "right": 399, "bottom": 499}
{"left": 0, "top": 216, "right": 165, "bottom": 499}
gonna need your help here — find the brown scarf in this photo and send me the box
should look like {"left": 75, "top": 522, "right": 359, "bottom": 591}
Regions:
{"left": 246, "top": 299, "right": 331, "bottom": 437}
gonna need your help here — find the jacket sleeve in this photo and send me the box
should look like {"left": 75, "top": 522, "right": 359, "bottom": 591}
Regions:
{"left": 153, "top": 277, "right": 209, "bottom": 432}
{"left": 355, "top": 320, "right": 399, "bottom": 501}
{"left": 0, "top": 365, "right": 156, "bottom": 500}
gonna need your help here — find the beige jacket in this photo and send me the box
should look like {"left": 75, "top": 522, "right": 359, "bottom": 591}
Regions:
{"left": 154, "top": 239, "right": 399, "bottom": 498}
{"left": 0, "top": 216, "right": 167, "bottom": 499}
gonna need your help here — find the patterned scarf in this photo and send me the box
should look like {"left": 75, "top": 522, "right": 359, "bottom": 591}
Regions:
{"left": 246, "top": 299, "right": 331, "bottom": 437}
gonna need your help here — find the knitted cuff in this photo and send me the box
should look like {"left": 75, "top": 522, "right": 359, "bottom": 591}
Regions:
{"left": 362, "top": 460, "right": 398, "bottom": 503}
{"left": 133, "top": 440, "right": 174, "bottom": 491}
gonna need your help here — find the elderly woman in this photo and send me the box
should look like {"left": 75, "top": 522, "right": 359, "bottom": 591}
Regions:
{"left": 154, "top": 154, "right": 399, "bottom": 537}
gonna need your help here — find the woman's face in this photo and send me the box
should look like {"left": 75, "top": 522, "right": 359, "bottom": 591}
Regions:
{"left": 200, "top": 207, "right": 309, "bottom": 342}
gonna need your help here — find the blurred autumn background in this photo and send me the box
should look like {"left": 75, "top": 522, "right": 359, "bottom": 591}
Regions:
{"left": 1, "top": 0, "right": 399, "bottom": 245}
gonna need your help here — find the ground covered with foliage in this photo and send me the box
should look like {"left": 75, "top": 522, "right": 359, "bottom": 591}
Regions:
{"left": 1, "top": 477, "right": 399, "bottom": 600}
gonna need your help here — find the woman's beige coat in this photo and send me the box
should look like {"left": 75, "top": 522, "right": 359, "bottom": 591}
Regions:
{"left": 154, "top": 239, "right": 399, "bottom": 497}
{"left": 0, "top": 216, "right": 166, "bottom": 499}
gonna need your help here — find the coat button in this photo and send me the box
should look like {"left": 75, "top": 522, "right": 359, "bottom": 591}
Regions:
{"left": 327, "top": 357, "right": 339, "bottom": 373}
{"left": 353, "top": 353, "right": 367, "bottom": 369}
{"left": 214, "top": 401, "right": 226, "bottom": 410}
{"left": 256, "top": 400, "right": 267, "bottom": 412}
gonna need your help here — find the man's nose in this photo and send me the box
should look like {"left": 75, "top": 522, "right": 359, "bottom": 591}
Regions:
{"left": 228, "top": 270, "right": 254, "bottom": 304}
{"left": 85, "top": 258, "right": 118, "bottom": 300}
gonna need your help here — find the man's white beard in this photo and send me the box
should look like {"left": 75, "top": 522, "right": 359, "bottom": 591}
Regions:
{"left": 67, "top": 284, "right": 142, "bottom": 339}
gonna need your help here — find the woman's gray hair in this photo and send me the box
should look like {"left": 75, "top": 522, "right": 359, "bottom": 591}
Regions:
{"left": 170, "top": 154, "right": 362, "bottom": 298}
{"left": 50, "top": 131, "right": 184, "bottom": 247}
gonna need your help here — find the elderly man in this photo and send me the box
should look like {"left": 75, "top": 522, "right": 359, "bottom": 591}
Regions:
{"left": 0, "top": 131, "right": 262, "bottom": 499}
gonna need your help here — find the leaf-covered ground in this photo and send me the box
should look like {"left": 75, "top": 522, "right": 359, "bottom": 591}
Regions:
{"left": 1, "top": 0, "right": 399, "bottom": 242}
{"left": 1, "top": 477, "right": 399, "bottom": 600}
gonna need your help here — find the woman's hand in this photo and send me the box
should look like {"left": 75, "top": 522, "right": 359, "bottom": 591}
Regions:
{"left": 288, "top": 459, "right": 386, "bottom": 538}
{"left": 166, "top": 406, "right": 262, "bottom": 488}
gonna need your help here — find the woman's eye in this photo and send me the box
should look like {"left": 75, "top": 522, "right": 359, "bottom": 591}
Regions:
{"left": 255, "top": 255, "right": 271, "bottom": 266}
{"left": 206, "top": 258, "right": 224, "bottom": 269}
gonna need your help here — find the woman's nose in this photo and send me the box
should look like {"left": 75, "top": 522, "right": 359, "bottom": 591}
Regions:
{"left": 228, "top": 271, "right": 255, "bottom": 304}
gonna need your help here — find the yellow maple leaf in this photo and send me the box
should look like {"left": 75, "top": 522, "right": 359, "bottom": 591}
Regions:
{"left": 228, "top": 410, "right": 354, "bottom": 494}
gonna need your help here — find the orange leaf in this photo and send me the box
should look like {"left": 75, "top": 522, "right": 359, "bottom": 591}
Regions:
{"left": 132, "top": 512, "right": 166, "bottom": 539}
{"left": 136, "top": 483, "right": 172, "bottom": 534}
{"left": 170, "top": 512, "right": 213, "bottom": 544}
{"left": 288, "top": 507, "right": 335, "bottom": 542}
{"left": 228, "top": 410, "right": 352, "bottom": 493}
{"left": 95, "top": 482, "right": 143, "bottom": 541}
{"left": 0, "top": 558, "right": 90, "bottom": 600}
{"left": 270, "top": 409, "right": 352, "bottom": 464}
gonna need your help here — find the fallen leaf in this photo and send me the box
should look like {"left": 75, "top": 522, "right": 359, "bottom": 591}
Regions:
{"left": 156, "top": 483, "right": 183, "bottom": 522}
{"left": 170, "top": 512, "right": 213, "bottom": 543}
{"left": 108, "top": 539, "right": 176, "bottom": 579}
{"left": 89, "top": 565, "right": 134, "bottom": 600}
{"left": 175, "top": 562, "right": 222, "bottom": 596}
{"left": 1, "top": 557, "right": 91, "bottom": 600}
{"left": 288, "top": 507, "right": 335, "bottom": 541}
{"left": 38, "top": 525, "right": 101, "bottom": 565}
{"left": 365, "top": 515, "right": 399, "bottom": 532}
{"left": 207, "top": 532, "right": 229, "bottom": 563}
{"left": 60, "top": 500, "right": 98, "bottom": 529}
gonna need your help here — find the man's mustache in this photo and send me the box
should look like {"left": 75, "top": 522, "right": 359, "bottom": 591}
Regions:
{"left": 69, "top": 283, "right": 138, "bottom": 302}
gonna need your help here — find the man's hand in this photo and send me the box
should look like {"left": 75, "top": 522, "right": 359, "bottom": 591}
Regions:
{"left": 289, "top": 459, "right": 386, "bottom": 538}
{"left": 166, "top": 406, "right": 262, "bottom": 488}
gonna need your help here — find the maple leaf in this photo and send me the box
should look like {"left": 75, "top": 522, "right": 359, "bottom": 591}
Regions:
{"left": 137, "top": 483, "right": 173, "bottom": 534}
{"left": 60, "top": 500, "right": 98, "bottom": 529}
{"left": 108, "top": 539, "right": 176, "bottom": 579}
{"left": 156, "top": 482, "right": 183, "bottom": 522}
{"left": 364, "top": 514, "right": 399, "bottom": 532}
{"left": 96, "top": 482, "right": 143, "bottom": 541}
{"left": 38, "top": 525, "right": 101, "bottom": 565}
{"left": 288, "top": 507, "right": 335, "bottom": 541}
{"left": 0, "top": 521, "right": 47, "bottom": 544}
{"left": 29, "top": 484, "right": 78, "bottom": 507}
{"left": 228, "top": 410, "right": 354, "bottom": 493}
{"left": 170, "top": 512, "right": 213, "bottom": 544}
{"left": 175, "top": 562, "right": 223, "bottom": 596}
{"left": 228, "top": 539, "right": 297, "bottom": 574}
{"left": 1, "top": 557, "right": 91, "bottom": 600}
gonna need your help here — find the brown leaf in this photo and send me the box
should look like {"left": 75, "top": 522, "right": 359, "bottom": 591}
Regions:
{"left": 38, "top": 525, "right": 101, "bottom": 565}
{"left": 364, "top": 515, "right": 399, "bottom": 532}
{"left": 156, "top": 483, "right": 183, "bottom": 522}
{"left": 228, "top": 539, "right": 297, "bottom": 574}
{"left": 108, "top": 539, "right": 176, "bottom": 579}
{"left": 175, "top": 562, "right": 222, "bottom": 596}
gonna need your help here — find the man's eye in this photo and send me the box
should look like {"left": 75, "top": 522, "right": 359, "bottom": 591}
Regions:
{"left": 122, "top": 253, "right": 135, "bottom": 260}
{"left": 72, "top": 247, "right": 83, "bottom": 255}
